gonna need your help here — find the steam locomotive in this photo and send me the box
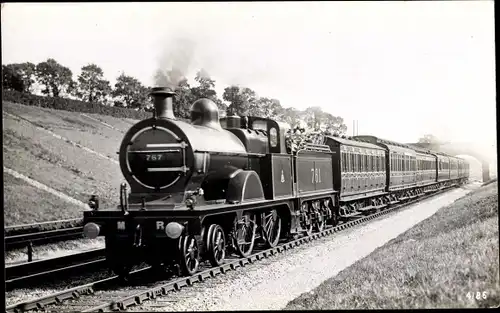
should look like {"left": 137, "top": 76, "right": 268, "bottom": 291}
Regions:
{"left": 83, "top": 87, "right": 469, "bottom": 277}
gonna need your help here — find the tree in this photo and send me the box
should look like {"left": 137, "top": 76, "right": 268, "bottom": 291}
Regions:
{"left": 418, "top": 134, "right": 441, "bottom": 145}
{"left": 191, "top": 69, "right": 227, "bottom": 113}
{"left": 35, "top": 58, "right": 74, "bottom": 97}
{"left": 75, "top": 64, "right": 112, "bottom": 104}
{"left": 191, "top": 69, "right": 216, "bottom": 99}
{"left": 223, "top": 85, "right": 257, "bottom": 116}
{"left": 173, "top": 77, "right": 195, "bottom": 119}
{"left": 2, "top": 65, "right": 25, "bottom": 92}
{"left": 281, "top": 107, "right": 303, "bottom": 129}
{"left": 322, "top": 113, "right": 348, "bottom": 135}
{"left": 2, "top": 63, "right": 36, "bottom": 93}
{"left": 303, "top": 106, "right": 326, "bottom": 130}
{"left": 248, "top": 97, "right": 283, "bottom": 119}
{"left": 112, "top": 73, "right": 149, "bottom": 109}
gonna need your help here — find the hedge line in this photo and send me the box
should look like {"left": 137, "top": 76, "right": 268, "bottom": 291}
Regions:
{"left": 2, "top": 89, "right": 151, "bottom": 120}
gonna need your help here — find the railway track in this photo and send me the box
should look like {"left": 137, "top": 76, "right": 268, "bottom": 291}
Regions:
{"left": 6, "top": 248, "right": 106, "bottom": 291}
{"left": 5, "top": 219, "right": 84, "bottom": 251}
{"left": 6, "top": 185, "right": 458, "bottom": 313}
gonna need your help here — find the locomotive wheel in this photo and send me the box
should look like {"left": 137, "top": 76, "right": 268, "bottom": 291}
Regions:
{"left": 313, "top": 211, "right": 325, "bottom": 232}
{"left": 178, "top": 235, "right": 200, "bottom": 276}
{"left": 329, "top": 209, "right": 339, "bottom": 227}
{"left": 261, "top": 209, "right": 281, "bottom": 248}
{"left": 234, "top": 214, "right": 256, "bottom": 257}
{"left": 300, "top": 203, "right": 313, "bottom": 236}
{"left": 206, "top": 224, "right": 226, "bottom": 267}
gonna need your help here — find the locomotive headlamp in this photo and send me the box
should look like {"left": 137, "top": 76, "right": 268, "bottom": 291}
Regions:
{"left": 165, "top": 222, "right": 184, "bottom": 239}
{"left": 83, "top": 222, "right": 100, "bottom": 239}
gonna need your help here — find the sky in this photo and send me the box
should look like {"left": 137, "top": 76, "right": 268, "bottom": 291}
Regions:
{"left": 1, "top": 2, "right": 496, "bottom": 154}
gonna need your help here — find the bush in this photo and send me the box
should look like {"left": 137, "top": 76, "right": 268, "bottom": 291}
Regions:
{"left": 2, "top": 89, "right": 151, "bottom": 120}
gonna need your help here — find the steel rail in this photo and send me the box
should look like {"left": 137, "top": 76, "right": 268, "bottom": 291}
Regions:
{"left": 6, "top": 248, "right": 107, "bottom": 290}
{"left": 5, "top": 185, "right": 457, "bottom": 313}
{"left": 5, "top": 218, "right": 83, "bottom": 234}
{"left": 5, "top": 226, "right": 85, "bottom": 251}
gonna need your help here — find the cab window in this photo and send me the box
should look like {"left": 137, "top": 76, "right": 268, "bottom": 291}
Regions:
{"left": 269, "top": 127, "right": 278, "bottom": 147}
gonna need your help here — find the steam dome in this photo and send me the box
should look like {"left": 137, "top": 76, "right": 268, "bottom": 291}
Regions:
{"left": 190, "top": 98, "right": 221, "bottom": 129}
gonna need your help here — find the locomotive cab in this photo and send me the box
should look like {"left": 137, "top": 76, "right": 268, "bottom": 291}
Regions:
{"left": 220, "top": 115, "right": 290, "bottom": 155}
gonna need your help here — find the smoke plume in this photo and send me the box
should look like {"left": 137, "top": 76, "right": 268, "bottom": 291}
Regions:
{"left": 154, "top": 35, "right": 197, "bottom": 88}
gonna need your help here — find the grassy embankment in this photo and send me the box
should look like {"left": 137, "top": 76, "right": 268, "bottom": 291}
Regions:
{"left": 285, "top": 182, "right": 499, "bottom": 309}
{"left": 3, "top": 101, "right": 139, "bottom": 226}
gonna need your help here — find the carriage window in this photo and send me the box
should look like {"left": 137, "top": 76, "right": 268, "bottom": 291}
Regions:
{"left": 352, "top": 153, "right": 356, "bottom": 172}
{"left": 348, "top": 152, "right": 352, "bottom": 172}
{"left": 342, "top": 152, "right": 346, "bottom": 172}
{"left": 342, "top": 152, "right": 347, "bottom": 172}
{"left": 269, "top": 127, "right": 278, "bottom": 147}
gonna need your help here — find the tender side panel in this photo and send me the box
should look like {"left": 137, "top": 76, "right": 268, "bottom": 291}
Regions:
{"left": 295, "top": 152, "right": 333, "bottom": 196}
{"left": 296, "top": 156, "right": 317, "bottom": 194}
{"left": 314, "top": 156, "right": 334, "bottom": 192}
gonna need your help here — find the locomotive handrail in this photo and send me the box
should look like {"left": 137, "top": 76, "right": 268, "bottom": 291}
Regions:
{"left": 195, "top": 150, "right": 266, "bottom": 157}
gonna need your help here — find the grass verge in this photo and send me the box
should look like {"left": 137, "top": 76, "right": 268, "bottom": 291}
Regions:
{"left": 3, "top": 173, "right": 83, "bottom": 226}
{"left": 3, "top": 101, "right": 127, "bottom": 225}
{"left": 285, "top": 182, "right": 499, "bottom": 309}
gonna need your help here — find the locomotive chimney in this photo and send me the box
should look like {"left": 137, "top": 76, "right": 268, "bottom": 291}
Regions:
{"left": 150, "top": 87, "right": 176, "bottom": 119}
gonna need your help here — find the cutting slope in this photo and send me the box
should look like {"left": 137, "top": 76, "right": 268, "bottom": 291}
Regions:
{"left": 3, "top": 101, "right": 140, "bottom": 226}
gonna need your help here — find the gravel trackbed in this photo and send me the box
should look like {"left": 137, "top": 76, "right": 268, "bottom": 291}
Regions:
{"left": 130, "top": 184, "right": 480, "bottom": 311}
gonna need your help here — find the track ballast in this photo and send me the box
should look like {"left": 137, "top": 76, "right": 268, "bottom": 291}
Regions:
{"left": 6, "top": 185, "right": 456, "bottom": 313}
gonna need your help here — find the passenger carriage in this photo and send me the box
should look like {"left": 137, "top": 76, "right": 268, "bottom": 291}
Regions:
{"left": 354, "top": 136, "right": 419, "bottom": 201}
{"left": 323, "top": 136, "right": 387, "bottom": 218}
{"left": 436, "top": 152, "right": 451, "bottom": 182}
